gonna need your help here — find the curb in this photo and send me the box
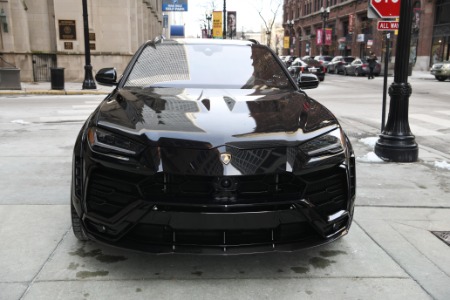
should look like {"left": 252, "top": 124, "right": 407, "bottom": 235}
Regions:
{"left": 0, "top": 89, "right": 110, "bottom": 95}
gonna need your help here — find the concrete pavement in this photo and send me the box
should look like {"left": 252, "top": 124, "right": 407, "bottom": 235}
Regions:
{"left": 0, "top": 72, "right": 449, "bottom": 299}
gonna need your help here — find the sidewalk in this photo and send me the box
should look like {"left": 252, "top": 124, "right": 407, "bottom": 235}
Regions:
{"left": 0, "top": 73, "right": 449, "bottom": 299}
{"left": 0, "top": 71, "right": 437, "bottom": 96}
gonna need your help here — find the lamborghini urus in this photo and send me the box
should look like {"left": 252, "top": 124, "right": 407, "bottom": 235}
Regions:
{"left": 71, "top": 38, "right": 356, "bottom": 254}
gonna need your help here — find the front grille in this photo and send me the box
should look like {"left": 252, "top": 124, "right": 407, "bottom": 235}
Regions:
{"left": 86, "top": 165, "right": 349, "bottom": 220}
{"left": 139, "top": 173, "right": 306, "bottom": 205}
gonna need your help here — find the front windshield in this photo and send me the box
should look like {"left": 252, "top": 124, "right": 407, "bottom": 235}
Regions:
{"left": 124, "top": 41, "right": 294, "bottom": 90}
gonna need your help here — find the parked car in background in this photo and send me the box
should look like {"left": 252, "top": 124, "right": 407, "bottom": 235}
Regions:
{"left": 71, "top": 38, "right": 356, "bottom": 254}
{"left": 327, "top": 56, "right": 355, "bottom": 74}
{"left": 430, "top": 60, "right": 450, "bottom": 81}
{"left": 314, "top": 55, "right": 333, "bottom": 68}
{"left": 343, "top": 58, "right": 381, "bottom": 77}
{"left": 284, "top": 55, "right": 298, "bottom": 67}
{"left": 288, "top": 58, "right": 326, "bottom": 81}
{"left": 297, "top": 73, "right": 320, "bottom": 89}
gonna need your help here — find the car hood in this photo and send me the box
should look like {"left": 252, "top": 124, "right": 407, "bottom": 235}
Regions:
{"left": 95, "top": 87, "right": 339, "bottom": 149}
{"left": 432, "top": 62, "right": 449, "bottom": 68}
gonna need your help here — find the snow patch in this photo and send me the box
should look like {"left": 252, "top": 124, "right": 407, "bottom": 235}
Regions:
{"left": 357, "top": 151, "right": 385, "bottom": 163}
{"left": 11, "top": 119, "right": 30, "bottom": 125}
{"left": 359, "top": 137, "right": 378, "bottom": 147}
{"left": 434, "top": 161, "right": 450, "bottom": 171}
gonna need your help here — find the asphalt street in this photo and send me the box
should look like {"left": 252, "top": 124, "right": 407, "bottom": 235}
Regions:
{"left": 0, "top": 73, "right": 449, "bottom": 300}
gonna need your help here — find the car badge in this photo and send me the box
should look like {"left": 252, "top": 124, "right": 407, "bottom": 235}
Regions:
{"left": 220, "top": 153, "right": 232, "bottom": 165}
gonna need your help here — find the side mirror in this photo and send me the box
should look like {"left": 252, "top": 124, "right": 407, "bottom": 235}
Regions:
{"left": 95, "top": 68, "right": 118, "bottom": 86}
{"left": 297, "top": 73, "right": 319, "bottom": 90}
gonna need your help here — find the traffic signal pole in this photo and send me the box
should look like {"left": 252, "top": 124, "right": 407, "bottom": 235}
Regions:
{"left": 374, "top": 0, "right": 418, "bottom": 162}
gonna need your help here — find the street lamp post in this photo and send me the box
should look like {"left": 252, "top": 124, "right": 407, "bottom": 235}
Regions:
{"left": 82, "top": 0, "right": 96, "bottom": 90}
{"left": 223, "top": 0, "right": 227, "bottom": 39}
{"left": 206, "top": 14, "right": 212, "bottom": 38}
{"left": 320, "top": 7, "right": 330, "bottom": 56}
{"left": 287, "top": 20, "right": 294, "bottom": 55}
{"left": 374, "top": 0, "right": 418, "bottom": 162}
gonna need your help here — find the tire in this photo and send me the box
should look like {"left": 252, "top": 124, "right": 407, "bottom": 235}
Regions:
{"left": 71, "top": 202, "right": 89, "bottom": 241}
{"left": 435, "top": 76, "right": 447, "bottom": 82}
{"left": 344, "top": 69, "right": 348, "bottom": 76}
{"left": 334, "top": 67, "right": 339, "bottom": 74}
{"left": 355, "top": 69, "right": 359, "bottom": 77}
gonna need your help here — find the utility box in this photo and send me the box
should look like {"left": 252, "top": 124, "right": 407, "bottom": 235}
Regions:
{"left": 50, "top": 67, "right": 65, "bottom": 90}
{"left": 0, "top": 68, "right": 22, "bottom": 90}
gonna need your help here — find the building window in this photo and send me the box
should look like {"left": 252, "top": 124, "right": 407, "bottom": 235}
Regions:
{"left": 435, "top": 0, "right": 450, "bottom": 25}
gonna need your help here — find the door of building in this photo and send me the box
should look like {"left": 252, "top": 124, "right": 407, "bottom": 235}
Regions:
{"left": 32, "top": 54, "right": 57, "bottom": 82}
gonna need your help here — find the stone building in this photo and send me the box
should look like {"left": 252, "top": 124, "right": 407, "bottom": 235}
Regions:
{"left": 282, "top": 0, "right": 450, "bottom": 71}
{"left": 0, "top": 0, "right": 163, "bottom": 82}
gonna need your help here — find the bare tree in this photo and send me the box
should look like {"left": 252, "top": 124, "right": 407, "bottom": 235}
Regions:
{"left": 252, "top": 0, "right": 282, "bottom": 48}
{"left": 197, "top": 0, "right": 219, "bottom": 37}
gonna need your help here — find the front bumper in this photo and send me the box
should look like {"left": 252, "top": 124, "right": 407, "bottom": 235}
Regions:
{"left": 81, "top": 199, "right": 352, "bottom": 254}
{"left": 73, "top": 155, "right": 356, "bottom": 254}
{"left": 431, "top": 69, "right": 450, "bottom": 76}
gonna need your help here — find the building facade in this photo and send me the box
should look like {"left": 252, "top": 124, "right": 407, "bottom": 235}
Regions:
{"left": 283, "top": 0, "right": 450, "bottom": 71}
{"left": 0, "top": 0, "right": 163, "bottom": 82}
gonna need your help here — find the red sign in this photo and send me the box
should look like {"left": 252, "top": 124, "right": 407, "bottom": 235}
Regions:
{"left": 316, "top": 29, "right": 332, "bottom": 46}
{"left": 370, "top": 0, "right": 401, "bottom": 18}
{"left": 316, "top": 29, "right": 323, "bottom": 45}
{"left": 349, "top": 14, "right": 354, "bottom": 33}
{"left": 325, "top": 29, "right": 332, "bottom": 46}
{"left": 377, "top": 21, "right": 399, "bottom": 31}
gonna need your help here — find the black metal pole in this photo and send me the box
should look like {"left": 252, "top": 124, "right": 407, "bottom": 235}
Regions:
{"left": 381, "top": 32, "right": 390, "bottom": 132}
{"left": 289, "top": 23, "right": 293, "bottom": 55}
{"left": 206, "top": 14, "right": 211, "bottom": 38}
{"left": 321, "top": 15, "right": 325, "bottom": 56}
{"left": 223, "top": 0, "right": 227, "bottom": 39}
{"left": 374, "top": 0, "right": 418, "bottom": 162}
{"left": 82, "top": 0, "right": 96, "bottom": 89}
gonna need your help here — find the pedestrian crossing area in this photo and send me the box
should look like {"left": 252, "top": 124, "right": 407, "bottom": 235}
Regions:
{"left": 38, "top": 99, "right": 101, "bottom": 123}
{"left": 370, "top": 110, "right": 450, "bottom": 137}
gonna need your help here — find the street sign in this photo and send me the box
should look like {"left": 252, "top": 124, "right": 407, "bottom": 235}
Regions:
{"left": 370, "top": 0, "right": 401, "bottom": 18}
{"left": 377, "top": 21, "right": 399, "bottom": 31}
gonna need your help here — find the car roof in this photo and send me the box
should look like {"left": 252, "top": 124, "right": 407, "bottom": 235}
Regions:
{"left": 154, "top": 38, "right": 258, "bottom": 47}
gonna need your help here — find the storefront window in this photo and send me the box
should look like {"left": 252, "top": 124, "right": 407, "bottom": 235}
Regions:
{"left": 432, "top": 0, "right": 450, "bottom": 64}
{"left": 431, "top": 37, "right": 449, "bottom": 64}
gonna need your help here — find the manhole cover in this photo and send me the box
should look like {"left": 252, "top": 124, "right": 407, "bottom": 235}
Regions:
{"left": 432, "top": 231, "right": 450, "bottom": 246}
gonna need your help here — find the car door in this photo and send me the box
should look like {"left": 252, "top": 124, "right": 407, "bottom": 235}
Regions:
{"left": 351, "top": 59, "right": 362, "bottom": 75}
{"left": 328, "top": 57, "right": 340, "bottom": 72}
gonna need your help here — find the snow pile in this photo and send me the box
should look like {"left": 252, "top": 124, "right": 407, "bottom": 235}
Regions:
{"left": 434, "top": 161, "right": 450, "bottom": 171}
{"left": 357, "top": 151, "right": 384, "bottom": 163}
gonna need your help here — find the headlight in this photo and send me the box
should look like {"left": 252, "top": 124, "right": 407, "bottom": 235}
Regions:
{"left": 87, "top": 127, "right": 144, "bottom": 156}
{"left": 299, "top": 129, "right": 344, "bottom": 157}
